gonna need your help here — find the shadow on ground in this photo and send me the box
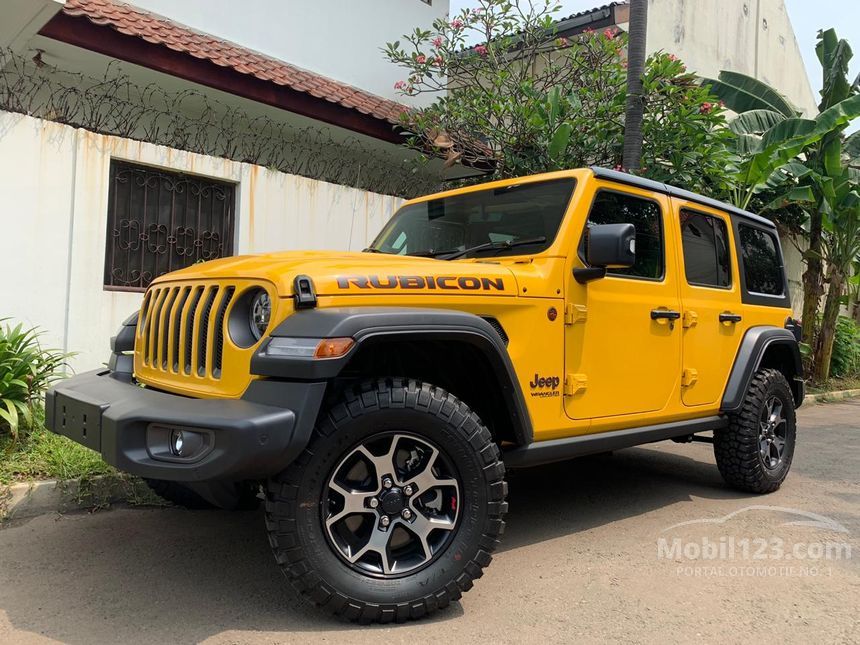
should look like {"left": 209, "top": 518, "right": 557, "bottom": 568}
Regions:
{"left": 0, "top": 443, "right": 744, "bottom": 643}
{"left": 4, "top": 400, "right": 855, "bottom": 644}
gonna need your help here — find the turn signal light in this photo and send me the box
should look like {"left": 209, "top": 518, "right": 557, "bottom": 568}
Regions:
{"left": 314, "top": 337, "right": 355, "bottom": 359}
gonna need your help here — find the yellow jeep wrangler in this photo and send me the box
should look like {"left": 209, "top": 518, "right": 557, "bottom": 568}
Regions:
{"left": 47, "top": 167, "right": 804, "bottom": 622}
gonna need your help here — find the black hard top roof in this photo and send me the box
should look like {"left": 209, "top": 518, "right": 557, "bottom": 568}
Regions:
{"left": 590, "top": 166, "right": 776, "bottom": 229}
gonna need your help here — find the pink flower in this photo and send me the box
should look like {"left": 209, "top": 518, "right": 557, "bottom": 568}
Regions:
{"left": 557, "top": 37, "right": 570, "bottom": 47}
{"left": 394, "top": 80, "right": 406, "bottom": 90}
{"left": 475, "top": 44, "right": 488, "bottom": 56}
{"left": 416, "top": 54, "right": 426, "bottom": 64}
{"left": 583, "top": 27, "right": 594, "bottom": 34}
{"left": 699, "top": 102, "right": 713, "bottom": 114}
{"left": 719, "top": 100, "right": 726, "bottom": 108}
{"left": 434, "top": 55, "right": 444, "bottom": 66}
{"left": 668, "top": 53, "right": 678, "bottom": 62}
{"left": 450, "top": 18, "right": 464, "bottom": 29}
{"left": 432, "top": 36, "right": 443, "bottom": 48}
{"left": 603, "top": 28, "right": 616, "bottom": 39}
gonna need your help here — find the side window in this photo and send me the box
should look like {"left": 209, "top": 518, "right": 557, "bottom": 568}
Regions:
{"left": 680, "top": 210, "right": 731, "bottom": 288}
{"left": 739, "top": 225, "right": 783, "bottom": 296}
{"left": 587, "top": 190, "right": 663, "bottom": 279}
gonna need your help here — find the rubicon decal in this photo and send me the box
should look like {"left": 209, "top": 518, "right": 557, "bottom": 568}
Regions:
{"left": 529, "top": 373, "right": 560, "bottom": 398}
{"left": 337, "top": 275, "right": 505, "bottom": 291}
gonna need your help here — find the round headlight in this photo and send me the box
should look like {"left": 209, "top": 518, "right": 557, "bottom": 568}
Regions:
{"left": 249, "top": 290, "right": 271, "bottom": 341}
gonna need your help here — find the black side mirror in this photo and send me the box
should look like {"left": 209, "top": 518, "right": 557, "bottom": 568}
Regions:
{"left": 574, "top": 223, "right": 636, "bottom": 284}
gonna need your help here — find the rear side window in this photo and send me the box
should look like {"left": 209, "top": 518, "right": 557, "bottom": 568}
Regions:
{"left": 587, "top": 191, "right": 664, "bottom": 279}
{"left": 739, "top": 225, "right": 783, "bottom": 295}
{"left": 680, "top": 210, "right": 731, "bottom": 288}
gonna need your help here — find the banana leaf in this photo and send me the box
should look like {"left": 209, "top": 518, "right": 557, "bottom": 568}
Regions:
{"left": 702, "top": 70, "right": 796, "bottom": 117}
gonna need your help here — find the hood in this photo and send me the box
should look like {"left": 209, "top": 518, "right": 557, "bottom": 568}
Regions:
{"left": 154, "top": 250, "right": 520, "bottom": 297}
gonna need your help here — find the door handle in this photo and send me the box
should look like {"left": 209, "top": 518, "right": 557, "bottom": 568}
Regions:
{"left": 719, "top": 312, "right": 743, "bottom": 323}
{"left": 650, "top": 309, "right": 681, "bottom": 321}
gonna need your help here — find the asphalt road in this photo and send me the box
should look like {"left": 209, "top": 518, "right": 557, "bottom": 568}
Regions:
{"left": 1, "top": 401, "right": 858, "bottom": 644}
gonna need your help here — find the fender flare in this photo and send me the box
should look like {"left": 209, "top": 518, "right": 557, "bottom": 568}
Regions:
{"left": 251, "top": 307, "right": 533, "bottom": 445}
{"left": 721, "top": 326, "right": 804, "bottom": 412}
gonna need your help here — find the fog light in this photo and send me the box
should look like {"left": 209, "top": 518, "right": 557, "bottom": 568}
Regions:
{"left": 169, "top": 428, "right": 204, "bottom": 458}
{"left": 170, "top": 430, "right": 185, "bottom": 456}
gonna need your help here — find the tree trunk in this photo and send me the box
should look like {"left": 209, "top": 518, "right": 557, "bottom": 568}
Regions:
{"left": 812, "top": 266, "right": 846, "bottom": 382}
{"left": 801, "top": 209, "right": 824, "bottom": 359}
{"left": 622, "top": 0, "right": 648, "bottom": 171}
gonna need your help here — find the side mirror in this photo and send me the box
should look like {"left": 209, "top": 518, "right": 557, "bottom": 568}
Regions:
{"left": 574, "top": 223, "right": 636, "bottom": 284}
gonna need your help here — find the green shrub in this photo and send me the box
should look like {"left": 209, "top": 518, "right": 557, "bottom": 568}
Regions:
{"left": 0, "top": 320, "right": 71, "bottom": 442}
{"left": 829, "top": 316, "right": 860, "bottom": 378}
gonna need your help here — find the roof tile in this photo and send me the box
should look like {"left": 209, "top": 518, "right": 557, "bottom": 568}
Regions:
{"left": 62, "top": 0, "right": 406, "bottom": 124}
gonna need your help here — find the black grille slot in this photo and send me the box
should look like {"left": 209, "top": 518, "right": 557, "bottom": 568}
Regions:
{"left": 159, "top": 288, "right": 179, "bottom": 369}
{"left": 184, "top": 287, "right": 204, "bottom": 374}
{"left": 481, "top": 317, "right": 509, "bottom": 345}
{"left": 148, "top": 289, "right": 168, "bottom": 366}
{"left": 140, "top": 290, "right": 153, "bottom": 362}
{"left": 170, "top": 287, "right": 191, "bottom": 372}
{"left": 212, "top": 286, "right": 235, "bottom": 377}
{"left": 139, "top": 290, "right": 153, "bottom": 344}
{"left": 197, "top": 287, "right": 219, "bottom": 376}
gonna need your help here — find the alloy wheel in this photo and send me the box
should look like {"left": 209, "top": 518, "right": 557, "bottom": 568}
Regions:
{"left": 323, "top": 432, "right": 461, "bottom": 577}
{"left": 759, "top": 395, "right": 787, "bottom": 470}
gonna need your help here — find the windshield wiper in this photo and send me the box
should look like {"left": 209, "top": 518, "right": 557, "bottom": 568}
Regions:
{"left": 438, "top": 236, "right": 547, "bottom": 260}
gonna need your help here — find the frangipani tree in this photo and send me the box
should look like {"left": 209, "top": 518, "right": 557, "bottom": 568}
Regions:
{"left": 384, "top": 0, "right": 735, "bottom": 196}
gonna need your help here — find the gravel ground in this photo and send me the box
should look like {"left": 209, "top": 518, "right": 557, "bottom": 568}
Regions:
{"left": 1, "top": 400, "right": 858, "bottom": 644}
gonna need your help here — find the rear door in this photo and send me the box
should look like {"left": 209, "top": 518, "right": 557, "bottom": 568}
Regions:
{"left": 673, "top": 199, "right": 744, "bottom": 406}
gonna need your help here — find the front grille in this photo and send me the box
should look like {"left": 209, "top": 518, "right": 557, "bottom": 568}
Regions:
{"left": 138, "top": 283, "right": 237, "bottom": 380}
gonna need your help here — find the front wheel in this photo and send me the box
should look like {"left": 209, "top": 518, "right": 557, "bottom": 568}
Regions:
{"left": 714, "top": 368, "right": 797, "bottom": 493}
{"left": 265, "top": 378, "right": 508, "bottom": 623}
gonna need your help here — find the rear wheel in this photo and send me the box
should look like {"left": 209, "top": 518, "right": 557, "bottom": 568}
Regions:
{"left": 265, "top": 378, "right": 508, "bottom": 623}
{"left": 714, "top": 368, "right": 796, "bottom": 493}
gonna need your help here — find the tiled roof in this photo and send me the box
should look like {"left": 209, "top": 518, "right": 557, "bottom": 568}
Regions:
{"left": 61, "top": 0, "right": 408, "bottom": 125}
{"left": 556, "top": 2, "right": 626, "bottom": 24}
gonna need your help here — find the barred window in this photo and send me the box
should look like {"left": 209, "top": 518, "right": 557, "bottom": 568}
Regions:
{"left": 104, "top": 160, "right": 236, "bottom": 291}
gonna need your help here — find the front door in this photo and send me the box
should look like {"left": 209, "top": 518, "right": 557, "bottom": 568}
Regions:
{"left": 673, "top": 199, "right": 745, "bottom": 406}
{"left": 565, "top": 185, "right": 682, "bottom": 421}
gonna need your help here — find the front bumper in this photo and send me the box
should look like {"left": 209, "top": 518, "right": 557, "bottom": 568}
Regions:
{"left": 45, "top": 370, "right": 324, "bottom": 482}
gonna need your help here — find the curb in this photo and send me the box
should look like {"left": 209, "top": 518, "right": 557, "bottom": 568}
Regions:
{"left": 0, "top": 475, "right": 159, "bottom": 522}
{"left": 803, "top": 388, "right": 860, "bottom": 405}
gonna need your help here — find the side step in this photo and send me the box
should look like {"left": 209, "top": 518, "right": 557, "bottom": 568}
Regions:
{"left": 502, "top": 415, "right": 727, "bottom": 468}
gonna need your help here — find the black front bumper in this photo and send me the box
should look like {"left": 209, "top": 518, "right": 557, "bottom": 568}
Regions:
{"left": 45, "top": 370, "right": 325, "bottom": 482}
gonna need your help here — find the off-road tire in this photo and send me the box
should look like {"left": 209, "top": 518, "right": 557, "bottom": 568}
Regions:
{"left": 265, "top": 378, "right": 508, "bottom": 623}
{"left": 144, "top": 479, "right": 261, "bottom": 510}
{"left": 714, "top": 368, "right": 796, "bottom": 493}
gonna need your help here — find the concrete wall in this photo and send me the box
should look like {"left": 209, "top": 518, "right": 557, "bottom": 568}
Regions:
{"left": 0, "top": 111, "right": 402, "bottom": 371}
{"left": 128, "top": 0, "right": 449, "bottom": 108}
{"left": 631, "top": 0, "right": 818, "bottom": 115}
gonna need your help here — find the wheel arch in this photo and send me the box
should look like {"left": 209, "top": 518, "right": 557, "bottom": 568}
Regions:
{"left": 251, "top": 307, "right": 533, "bottom": 446}
{"left": 721, "top": 326, "right": 804, "bottom": 412}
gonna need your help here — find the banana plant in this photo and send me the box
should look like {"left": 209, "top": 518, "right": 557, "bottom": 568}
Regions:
{"left": 704, "top": 28, "right": 860, "bottom": 381}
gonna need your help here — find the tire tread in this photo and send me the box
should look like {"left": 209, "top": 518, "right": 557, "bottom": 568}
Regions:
{"left": 265, "top": 378, "right": 507, "bottom": 623}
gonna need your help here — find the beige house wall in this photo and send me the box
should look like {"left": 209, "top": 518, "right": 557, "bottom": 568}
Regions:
{"left": 0, "top": 111, "right": 403, "bottom": 371}
{"left": 626, "top": 0, "right": 818, "bottom": 115}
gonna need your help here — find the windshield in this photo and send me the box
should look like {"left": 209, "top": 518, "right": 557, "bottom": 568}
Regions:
{"left": 369, "top": 178, "right": 576, "bottom": 259}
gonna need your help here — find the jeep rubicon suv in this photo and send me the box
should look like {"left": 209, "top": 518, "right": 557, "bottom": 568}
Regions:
{"left": 47, "top": 167, "right": 803, "bottom": 623}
